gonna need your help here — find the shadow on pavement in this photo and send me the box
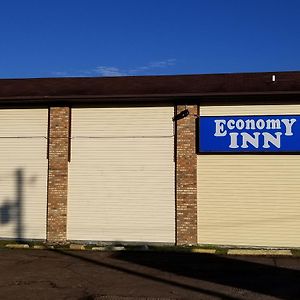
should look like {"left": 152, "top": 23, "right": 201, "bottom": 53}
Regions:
{"left": 115, "top": 251, "right": 300, "bottom": 299}
{"left": 50, "top": 249, "right": 300, "bottom": 299}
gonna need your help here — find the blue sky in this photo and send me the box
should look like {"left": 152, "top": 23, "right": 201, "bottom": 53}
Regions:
{"left": 0, "top": 0, "right": 299, "bottom": 78}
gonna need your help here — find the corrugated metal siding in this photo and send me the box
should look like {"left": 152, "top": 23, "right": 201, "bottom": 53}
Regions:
{"left": 200, "top": 104, "right": 300, "bottom": 116}
{"left": 0, "top": 108, "right": 47, "bottom": 137}
{"left": 71, "top": 106, "right": 173, "bottom": 137}
{"left": 198, "top": 104, "right": 300, "bottom": 248}
{"left": 68, "top": 106, "right": 175, "bottom": 243}
{"left": 0, "top": 109, "right": 48, "bottom": 240}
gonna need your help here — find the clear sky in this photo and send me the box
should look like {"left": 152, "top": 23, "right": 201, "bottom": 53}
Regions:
{"left": 0, "top": 0, "right": 299, "bottom": 78}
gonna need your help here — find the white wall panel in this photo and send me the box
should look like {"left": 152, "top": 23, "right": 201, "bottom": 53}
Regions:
{"left": 0, "top": 109, "right": 48, "bottom": 240}
{"left": 68, "top": 106, "right": 175, "bottom": 243}
{"left": 198, "top": 104, "right": 300, "bottom": 247}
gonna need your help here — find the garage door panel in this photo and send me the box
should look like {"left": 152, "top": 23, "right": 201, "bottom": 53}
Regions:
{"left": 0, "top": 109, "right": 47, "bottom": 137}
{"left": 71, "top": 138, "right": 173, "bottom": 160}
{"left": 68, "top": 106, "right": 175, "bottom": 243}
{"left": 198, "top": 155, "right": 300, "bottom": 248}
{"left": 72, "top": 106, "right": 173, "bottom": 137}
{"left": 0, "top": 109, "right": 48, "bottom": 240}
{"left": 198, "top": 105, "right": 300, "bottom": 248}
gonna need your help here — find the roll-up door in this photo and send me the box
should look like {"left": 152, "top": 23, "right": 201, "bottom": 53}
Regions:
{"left": 198, "top": 105, "right": 300, "bottom": 248}
{"left": 68, "top": 106, "right": 175, "bottom": 243}
{"left": 0, "top": 109, "right": 48, "bottom": 240}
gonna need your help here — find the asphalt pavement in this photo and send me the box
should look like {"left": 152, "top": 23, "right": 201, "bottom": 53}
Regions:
{"left": 0, "top": 249, "right": 299, "bottom": 299}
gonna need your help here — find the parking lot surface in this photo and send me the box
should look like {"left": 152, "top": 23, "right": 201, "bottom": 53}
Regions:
{"left": 0, "top": 249, "right": 299, "bottom": 299}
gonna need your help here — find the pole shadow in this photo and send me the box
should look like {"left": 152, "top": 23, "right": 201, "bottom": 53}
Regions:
{"left": 0, "top": 168, "right": 24, "bottom": 241}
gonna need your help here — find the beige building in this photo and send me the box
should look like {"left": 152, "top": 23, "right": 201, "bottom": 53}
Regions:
{"left": 0, "top": 71, "right": 299, "bottom": 248}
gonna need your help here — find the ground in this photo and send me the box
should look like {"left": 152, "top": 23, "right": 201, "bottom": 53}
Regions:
{"left": 0, "top": 249, "right": 299, "bottom": 299}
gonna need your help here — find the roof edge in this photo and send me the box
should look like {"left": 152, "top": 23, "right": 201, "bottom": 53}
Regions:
{"left": 0, "top": 71, "right": 299, "bottom": 101}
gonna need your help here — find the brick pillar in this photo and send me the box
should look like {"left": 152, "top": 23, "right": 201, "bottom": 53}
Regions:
{"left": 176, "top": 105, "right": 198, "bottom": 245}
{"left": 47, "top": 107, "right": 70, "bottom": 243}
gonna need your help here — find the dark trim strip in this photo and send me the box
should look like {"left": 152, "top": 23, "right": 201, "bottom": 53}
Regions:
{"left": 0, "top": 71, "right": 299, "bottom": 102}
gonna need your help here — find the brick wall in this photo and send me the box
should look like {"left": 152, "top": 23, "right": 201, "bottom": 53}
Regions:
{"left": 46, "top": 104, "right": 198, "bottom": 245}
{"left": 47, "top": 107, "right": 70, "bottom": 243}
{"left": 176, "top": 105, "right": 198, "bottom": 245}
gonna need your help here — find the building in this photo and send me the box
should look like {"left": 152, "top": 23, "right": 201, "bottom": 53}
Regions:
{"left": 0, "top": 71, "right": 300, "bottom": 248}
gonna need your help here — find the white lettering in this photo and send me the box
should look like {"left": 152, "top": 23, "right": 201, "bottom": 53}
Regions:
{"left": 245, "top": 119, "right": 255, "bottom": 130}
{"left": 241, "top": 132, "right": 260, "bottom": 148}
{"left": 229, "top": 132, "right": 239, "bottom": 148}
{"left": 256, "top": 119, "right": 265, "bottom": 130}
{"left": 235, "top": 119, "right": 245, "bottom": 130}
{"left": 262, "top": 132, "right": 282, "bottom": 148}
{"left": 266, "top": 119, "right": 281, "bottom": 130}
{"left": 212, "top": 117, "right": 296, "bottom": 150}
{"left": 214, "top": 120, "right": 227, "bottom": 137}
{"left": 281, "top": 118, "right": 296, "bottom": 136}
{"left": 227, "top": 119, "right": 235, "bottom": 130}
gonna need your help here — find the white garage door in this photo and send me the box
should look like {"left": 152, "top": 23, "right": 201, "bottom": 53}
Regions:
{"left": 68, "top": 106, "right": 175, "bottom": 243}
{"left": 0, "top": 108, "right": 48, "bottom": 240}
{"left": 198, "top": 104, "right": 300, "bottom": 248}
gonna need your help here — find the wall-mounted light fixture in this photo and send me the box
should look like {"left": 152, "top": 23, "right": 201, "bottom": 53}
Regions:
{"left": 173, "top": 109, "right": 189, "bottom": 121}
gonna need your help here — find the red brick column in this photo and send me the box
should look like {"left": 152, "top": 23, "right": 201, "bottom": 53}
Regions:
{"left": 47, "top": 107, "right": 70, "bottom": 243}
{"left": 176, "top": 105, "right": 198, "bottom": 245}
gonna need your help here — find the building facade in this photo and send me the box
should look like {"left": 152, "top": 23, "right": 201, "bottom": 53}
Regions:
{"left": 0, "top": 71, "right": 299, "bottom": 247}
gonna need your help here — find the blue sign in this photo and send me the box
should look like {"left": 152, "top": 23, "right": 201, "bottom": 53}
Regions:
{"left": 198, "top": 115, "right": 300, "bottom": 153}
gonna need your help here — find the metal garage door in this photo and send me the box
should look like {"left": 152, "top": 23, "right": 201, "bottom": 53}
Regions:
{"left": 68, "top": 105, "right": 175, "bottom": 243}
{"left": 0, "top": 108, "right": 48, "bottom": 240}
{"left": 198, "top": 104, "right": 300, "bottom": 248}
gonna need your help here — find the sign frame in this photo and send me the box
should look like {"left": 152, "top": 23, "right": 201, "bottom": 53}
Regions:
{"left": 197, "top": 114, "right": 300, "bottom": 154}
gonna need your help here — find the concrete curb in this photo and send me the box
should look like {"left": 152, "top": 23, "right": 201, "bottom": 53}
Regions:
{"left": 91, "top": 247, "right": 107, "bottom": 251}
{"left": 33, "top": 245, "right": 47, "bottom": 250}
{"left": 111, "top": 246, "right": 125, "bottom": 251}
{"left": 69, "top": 244, "right": 85, "bottom": 250}
{"left": 5, "top": 244, "right": 30, "bottom": 249}
{"left": 192, "top": 248, "right": 216, "bottom": 254}
{"left": 227, "top": 249, "right": 292, "bottom": 256}
{"left": 0, "top": 241, "right": 298, "bottom": 257}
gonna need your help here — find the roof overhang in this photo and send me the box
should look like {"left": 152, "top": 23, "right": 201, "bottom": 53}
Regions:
{"left": 0, "top": 71, "right": 299, "bottom": 104}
